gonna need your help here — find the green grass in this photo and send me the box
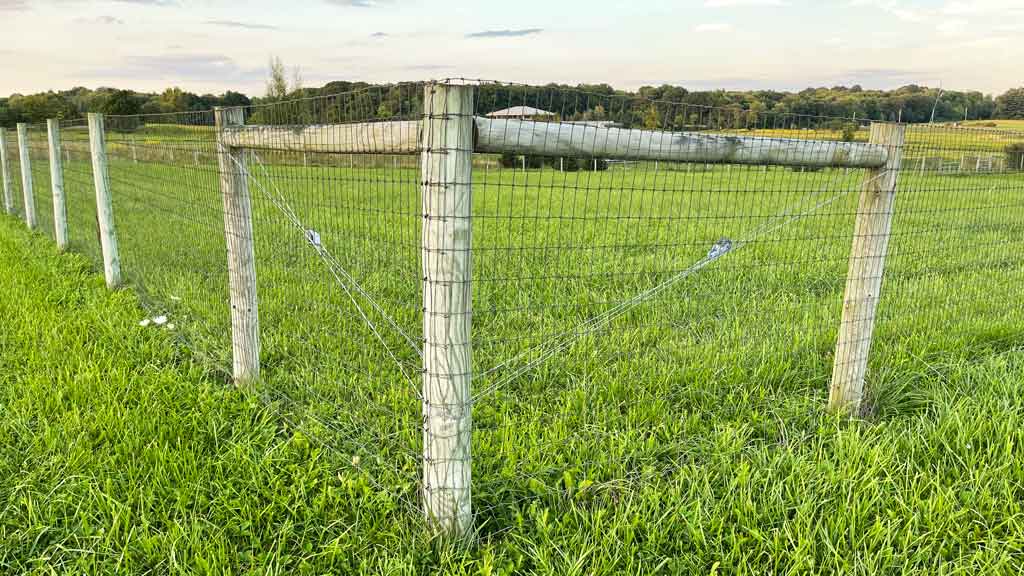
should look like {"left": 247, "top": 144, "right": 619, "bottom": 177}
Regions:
{"left": 3, "top": 144, "right": 1024, "bottom": 573}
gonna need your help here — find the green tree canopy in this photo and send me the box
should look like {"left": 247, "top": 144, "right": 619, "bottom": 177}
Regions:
{"left": 995, "top": 88, "right": 1024, "bottom": 119}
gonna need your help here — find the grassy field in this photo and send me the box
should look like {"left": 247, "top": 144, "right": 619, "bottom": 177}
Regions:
{"left": 3, "top": 132, "right": 1024, "bottom": 573}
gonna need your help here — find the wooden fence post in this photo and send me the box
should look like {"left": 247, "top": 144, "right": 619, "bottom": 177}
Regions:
{"left": 215, "top": 107, "right": 261, "bottom": 386}
{"left": 87, "top": 113, "right": 122, "bottom": 289}
{"left": 829, "top": 122, "right": 906, "bottom": 414}
{"left": 16, "top": 124, "right": 36, "bottom": 230}
{"left": 47, "top": 119, "right": 69, "bottom": 251}
{"left": 420, "top": 82, "right": 474, "bottom": 537}
{"left": 0, "top": 128, "right": 12, "bottom": 215}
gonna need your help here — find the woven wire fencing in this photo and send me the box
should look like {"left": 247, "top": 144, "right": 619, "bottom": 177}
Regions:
{"left": 1, "top": 79, "right": 1023, "bottom": 537}
{"left": 59, "top": 119, "right": 100, "bottom": 260}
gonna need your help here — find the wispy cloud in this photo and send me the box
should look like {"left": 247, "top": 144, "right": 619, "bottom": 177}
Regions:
{"left": 400, "top": 64, "right": 454, "bottom": 71}
{"left": 694, "top": 22, "right": 734, "bottom": 33}
{"left": 82, "top": 53, "right": 265, "bottom": 84}
{"left": 370, "top": 31, "right": 388, "bottom": 37}
{"left": 936, "top": 19, "right": 967, "bottom": 36}
{"left": 112, "top": 0, "right": 177, "bottom": 5}
{"left": 0, "top": 0, "right": 28, "bottom": 10}
{"left": 705, "top": 0, "right": 788, "bottom": 6}
{"left": 849, "top": 0, "right": 925, "bottom": 22}
{"left": 325, "top": 0, "right": 389, "bottom": 6}
{"left": 75, "top": 15, "right": 124, "bottom": 24}
{"left": 206, "top": 19, "right": 279, "bottom": 30}
{"left": 466, "top": 28, "right": 543, "bottom": 38}
{"left": 840, "top": 67, "right": 930, "bottom": 85}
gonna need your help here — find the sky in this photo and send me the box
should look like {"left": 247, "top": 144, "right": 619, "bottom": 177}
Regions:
{"left": 0, "top": 0, "right": 1021, "bottom": 97}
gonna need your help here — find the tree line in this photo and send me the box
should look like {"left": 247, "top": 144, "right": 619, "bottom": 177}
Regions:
{"left": 2, "top": 78, "right": 1023, "bottom": 130}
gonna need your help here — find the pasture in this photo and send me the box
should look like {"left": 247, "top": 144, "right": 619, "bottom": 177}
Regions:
{"left": 3, "top": 118, "right": 1024, "bottom": 571}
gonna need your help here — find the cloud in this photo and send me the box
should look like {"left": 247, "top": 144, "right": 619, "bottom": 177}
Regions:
{"left": 840, "top": 68, "right": 930, "bottom": 86}
{"left": 112, "top": 0, "right": 177, "bottom": 5}
{"left": 704, "top": 0, "right": 788, "bottom": 6}
{"left": 75, "top": 15, "right": 124, "bottom": 24}
{"left": 82, "top": 53, "right": 265, "bottom": 84}
{"left": 465, "top": 28, "right": 543, "bottom": 38}
{"left": 849, "top": 0, "right": 925, "bottom": 22}
{"left": 325, "top": 0, "right": 389, "bottom": 6}
{"left": 694, "top": 22, "right": 734, "bottom": 32}
{"left": 400, "top": 64, "right": 454, "bottom": 71}
{"left": 0, "top": 0, "right": 28, "bottom": 10}
{"left": 370, "top": 31, "right": 388, "bottom": 37}
{"left": 206, "top": 19, "right": 279, "bottom": 30}
{"left": 936, "top": 19, "right": 967, "bottom": 36}
{"left": 942, "top": 0, "right": 1024, "bottom": 15}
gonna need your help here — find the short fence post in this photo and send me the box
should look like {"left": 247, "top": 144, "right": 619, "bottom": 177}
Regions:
{"left": 214, "top": 107, "right": 261, "bottom": 386}
{"left": 829, "top": 122, "right": 906, "bottom": 414}
{"left": 88, "top": 113, "right": 121, "bottom": 288}
{"left": 0, "top": 128, "right": 12, "bottom": 214}
{"left": 47, "top": 119, "right": 69, "bottom": 251}
{"left": 131, "top": 137, "right": 138, "bottom": 163}
{"left": 420, "top": 82, "right": 474, "bottom": 538}
{"left": 16, "top": 123, "right": 36, "bottom": 229}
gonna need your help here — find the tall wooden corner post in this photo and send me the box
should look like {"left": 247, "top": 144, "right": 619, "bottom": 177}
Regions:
{"left": 0, "top": 128, "right": 13, "bottom": 215}
{"left": 87, "top": 113, "right": 121, "bottom": 289}
{"left": 214, "top": 107, "right": 261, "bottom": 386}
{"left": 16, "top": 123, "right": 36, "bottom": 230}
{"left": 48, "top": 119, "right": 69, "bottom": 251}
{"left": 420, "top": 82, "right": 474, "bottom": 538}
{"left": 829, "top": 122, "right": 906, "bottom": 414}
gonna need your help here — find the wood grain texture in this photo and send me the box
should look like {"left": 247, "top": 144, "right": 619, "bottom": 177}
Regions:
{"left": 88, "top": 114, "right": 121, "bottom": 288}
{"left": 220, "top": 120, "right": 421, "bottom": 155}
{"left": 221, "top": 118, "right": 888, "bottom": 169}
{"left": 0, "top": 129, "right": 12, "bottom": 214}
{"left": 475, "top": 117, "right": 888, "bottom": 168}
{"left": 420, "top": 84, "right": 474, "bottom": 538}
{"left": 215, "top": 107, "right": 261, "bottom": 386}
{"left": 47, "top": 119, "right": 68, "bottom": 251}
{"left": 829, "top": 123, "right": 906, "bottom": 414}
{"left": 16, "top": 124, "right": 36, "bottom": 230}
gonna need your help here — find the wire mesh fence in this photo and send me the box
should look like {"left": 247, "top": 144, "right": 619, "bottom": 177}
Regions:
{"left": 59, "top": 119, "right": 100, "bottom": 260}
{"left": 1, "top": 79, "right": 1023, "bottom": 538}
{"left": 2, "top": 126, "right": 24, "bottom": 219}
{"left": 24, "top": 122, "right": 54, "bottom": 240}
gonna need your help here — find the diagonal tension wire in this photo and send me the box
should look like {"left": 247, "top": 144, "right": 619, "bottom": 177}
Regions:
{"left": 228, "top": 151, "right": 422, "bottom": 394}
{"left": 472, "top": 170, "right": 889, "bottom": 402}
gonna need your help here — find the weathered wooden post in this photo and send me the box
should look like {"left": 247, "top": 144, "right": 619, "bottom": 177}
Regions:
{"left": 16, "top": 123, "right": 36, "bottom": 229}
{"left": 420, "top": 82, "right": 474, "bottom": 537}
{"left": 47, "top": 119, "right": 69, "bottom": 251}
{"left": 88, "top": 113, "right": 122, "bottom": 288}
{"left": 215, "top": 107, "right": 261, "bottom": 386}
{"left": 829, "top": 122, "right": 905, "bottom": 414}
{"left": 0, "top": 128, "right": 12, "bottom": 215}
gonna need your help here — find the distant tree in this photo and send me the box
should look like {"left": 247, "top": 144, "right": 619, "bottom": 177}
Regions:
{"left": 840, "top": 123, "right": 857, "bottom": 142}
{"left": 102, "top": 90, "right": 141, "bottom": 116}
{"left": 266, "top": 56, "right": 289, "bottom": 100}
{"left": 995, "top": 88, "right": 1024, "bottom": 119}
{"left": 157, "top": 87, "right": 198, "bottom": 113}
{"left": 7, "top": 92, "right": 73, "bottom": 123}
{"left": 221, "top": 91, "right": 251, "bottom": 107}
